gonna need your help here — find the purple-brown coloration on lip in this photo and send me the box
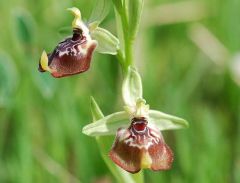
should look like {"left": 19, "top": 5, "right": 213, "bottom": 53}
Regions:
{"left": 109, "top": 117, "right": 174, "bottom": 173}
{"left": 38, "top": 28, "right": 97, "bottom": 78}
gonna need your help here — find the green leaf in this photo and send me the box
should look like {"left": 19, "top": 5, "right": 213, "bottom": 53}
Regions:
{"left": 90, "top": 27, "right": 120, "bottom": 55}
{"left": 122, "top": 67, "right": 143, "bottom": 106}
{"left": 128, "top": 0, "right": 143, "bottom": 40}
{"left": 149, "top": 110, "right": 189, "bottom": 131}
{"left": 83, "top": 110, "right": 129, "bottom": 136}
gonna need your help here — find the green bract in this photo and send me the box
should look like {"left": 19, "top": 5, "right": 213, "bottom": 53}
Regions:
{"left": 128, "top": 0, "right": 143, "bottom": 40}
{"left": 90, "top": 96, "right": 104, "bottom": 120}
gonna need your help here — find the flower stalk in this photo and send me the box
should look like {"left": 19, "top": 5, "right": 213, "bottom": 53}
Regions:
{"left": 90, "top": 0, "right": 146, "bottom": 181}
{"left": 83, "top": 0, "right": 188, "bottom": 182}
{"left": 36, "top": 0, "right": 188, "bottom": 181}
{"left": 38, "top": 0, "right": 188, "bottom": 182}
{"left": 113, "top": 0, "right": 143, "bottom": 70}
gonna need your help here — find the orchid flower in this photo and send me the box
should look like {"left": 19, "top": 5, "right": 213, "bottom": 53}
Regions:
{"left": 83, "top": 67, "right": 188, "bottom": 173}
{"left": 38, "top": 7, "right": 119, "bottom": 78}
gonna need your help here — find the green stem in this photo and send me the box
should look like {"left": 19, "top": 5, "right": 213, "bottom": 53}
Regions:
{"left": 113, "top": 1, "right": 144, "bottom": 183}
{"left": 114, "top": 0, "right": 134, "bottom": 70}
{"left": 116, "top": 50, "right": 126, "bottom": 72}
{"left": 121, "top": 1, "right": 133, "bottom": 68}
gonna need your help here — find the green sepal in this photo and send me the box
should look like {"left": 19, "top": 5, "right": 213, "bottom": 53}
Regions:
{"left": 90, "top": 26, "right": 120, "bottom": 55}
{"left": 149, "top": 110, "right": 189, "bottom": 131}
{"left": 122, "top": 67, "right": 143, "bottom": 107}
{"left": 83, "top": 111, "right": 129, "bottom": 136}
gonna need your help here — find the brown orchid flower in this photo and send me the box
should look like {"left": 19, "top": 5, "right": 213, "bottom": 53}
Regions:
{"left": 83, "top": 97, "right": 188, "bottom": 173}
{"left": 38, "top": 7, "right": 97, "bottom": 78}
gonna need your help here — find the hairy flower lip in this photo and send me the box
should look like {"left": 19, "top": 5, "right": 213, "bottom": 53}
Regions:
{"left": 38, "top": 27, "right": 97, "bottom": 78}
{"left": 38, "top": 29, "right": 87, "bottom": 73}
{"left": 109, "top": 117, "right": 174, "bottom": 173}
{"left": 38, "top": 7, "right": 98, "bottom": 78}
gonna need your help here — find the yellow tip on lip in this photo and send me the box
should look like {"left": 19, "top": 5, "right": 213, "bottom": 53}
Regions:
{"left": 40, "top": 50, "right": 51, "bottom": 72}
{"left": 141, "top": 152, "right": 152, "bottom": 169}
{"left": 67, "top": 7, "right": 81, "bottom": 19}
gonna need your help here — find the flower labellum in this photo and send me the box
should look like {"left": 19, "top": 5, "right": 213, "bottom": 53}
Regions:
{"left": 109, "top": 116, "right": 173, "bottom": 173}
{"left": 38, "top": 7, "right": 97, "bottom": 78}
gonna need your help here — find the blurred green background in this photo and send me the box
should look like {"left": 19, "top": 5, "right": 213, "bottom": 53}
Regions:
{"left": 0, "top": 0, "right": 240, "bottom": 182}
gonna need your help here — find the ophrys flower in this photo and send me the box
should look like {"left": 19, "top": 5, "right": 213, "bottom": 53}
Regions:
{"left": 83, "top": 67, "right": 188, "bottom": 173}
{"left": 38, "top": 7, "right": 119, "bottom": 78}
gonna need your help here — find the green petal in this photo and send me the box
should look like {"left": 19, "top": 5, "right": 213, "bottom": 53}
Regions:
{"left": 82, "top": 111, "right": 129, "bottom": 136}
{"left": 149, "top": 110, "right": 189, "bottom": 131}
